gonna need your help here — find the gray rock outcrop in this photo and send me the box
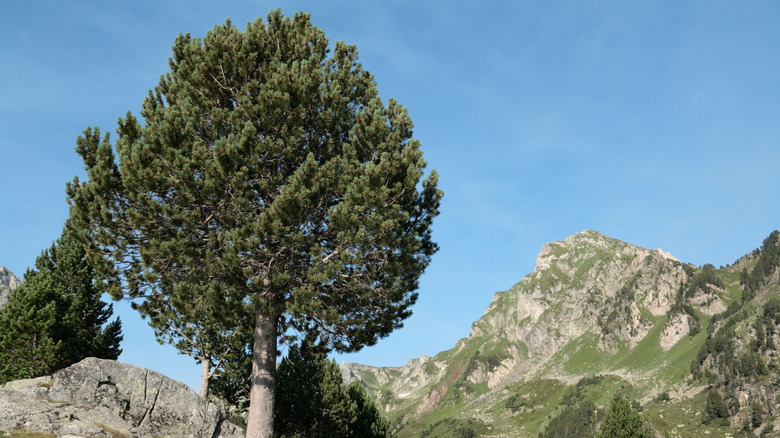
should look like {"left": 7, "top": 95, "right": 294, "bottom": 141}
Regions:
{"left": 0, "top": 357, "right": 242, "bottom": 438}
{"left": 0, "top": 266, "right": 23, "bottom": 308}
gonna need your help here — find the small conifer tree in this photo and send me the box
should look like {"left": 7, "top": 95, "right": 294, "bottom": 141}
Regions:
{"left": 275, "top": 343, "right": 391, "bottom": 438}
{"left": 597, "top": 392, "right": 651, "bottom": 438}
{"left": 0, "top": 226, "right": 122, "bottom": 383}
{"left": 703, "top": 389, "right": 730, "bottom": 426}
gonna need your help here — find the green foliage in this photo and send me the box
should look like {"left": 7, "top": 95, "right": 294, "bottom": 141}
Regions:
{"left": 274, "top": 344, "right": 391, "bottom": 438}
{"left": 654, "top": 392, "right": 670, "bottom": 402}
{"left": 691, "top": 264, "right": 779, "bottom": 432}
{"left": 138, "top": 281, "right": 253, "bottom": 401}
{"left": 505, "top": 394, "right": 531, "bottom": 412}
{"left": 694, "top": 297, "right": 775, "bottom": 427}
{"left": 346, "top": 383, "right": 393, "bottom": 438}
{"left": 693, "top": 264, "right": 725, "bottom": 292}
{"left": 208, "top": 335, "right": 253, "bottom": 408}
{"left": 733, "top": 350, "right": 767, "bottom": 378}
{"left": 0, "top": 227, "right": 122, "bottom": 384}
{"left": 763, "top": 297, "right": 780, "bottom": 323}
{"left": 596, "top": 392, "right": 651, "bottom": 438}
{"left": 461, "top": 349, "right": 506, "bottom": 379}
{"left": 0, "top": 284, "right": 62, "bottom": 382}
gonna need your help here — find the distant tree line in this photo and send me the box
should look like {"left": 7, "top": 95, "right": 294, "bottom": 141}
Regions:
{"left": 740, "top": 230, "right": 780, "bottom": 302}
{"left": 690, "top": 231, "right": 780, "bottom": 432}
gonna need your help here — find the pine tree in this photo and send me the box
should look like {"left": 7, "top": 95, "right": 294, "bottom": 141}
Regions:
{"left": 275, "top": 344, "right": 391, "bottom": 438}
{"left": 275, "top": 344, "right": 352, "bottom": 437}
{"left": 597, "top": 393, "right": 651, "bottom": 438}
{"left": 0, "top": 280, "right": 63, "bottom": 382}
{"left": 345, "top": 382, "right": 392, "bottom": 438}
{"left": 703, "top": 389, "right": 730, "bottom": 426}
{"left": 0, "top": 226, "right": 122, "bottom": 383}
{"left": 66, "top": 10, "right": 440, "bottom": 438}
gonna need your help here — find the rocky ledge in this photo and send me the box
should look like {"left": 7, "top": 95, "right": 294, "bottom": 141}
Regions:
{"left": 0, "top": 266, "right": 22, "bottom": 308}
{"left": 0, "top": 357, "right": 242, "bottom": 438}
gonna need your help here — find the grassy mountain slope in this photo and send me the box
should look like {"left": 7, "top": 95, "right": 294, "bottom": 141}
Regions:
{"left": 341, "top": 230, "right": 780, "bottom": 437}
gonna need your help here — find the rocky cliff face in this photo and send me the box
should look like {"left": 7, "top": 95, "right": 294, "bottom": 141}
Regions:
{"left": 0, "top": 266, "right": 22, "bottom": 308}
{"left": 471, "top": 230, "right": 690, "bottom": 356}
{"left": 342, "top": 230, "right": 741, "bottom": 437}
{"left": 0, "top": 357, "right": 242, "bottom": 438}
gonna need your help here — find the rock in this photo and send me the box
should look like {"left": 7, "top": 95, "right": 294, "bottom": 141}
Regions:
{"left": 0, "top": 357, "right": 243, "bottom": 438}
{"left": 660, "top": 312, "right": 692, "bottom": 350}
{"left": 0, "top": 266, "right": 23, "bottom": 308}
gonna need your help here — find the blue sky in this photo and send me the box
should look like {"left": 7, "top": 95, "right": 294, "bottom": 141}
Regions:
{"left": 2, "top": 1, "right": 779, "bottom": 392}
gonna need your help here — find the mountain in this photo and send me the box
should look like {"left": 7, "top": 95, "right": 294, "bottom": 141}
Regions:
{"left": 342, "top": 229, "right": 780, "bottom": 437}
{"left": 0, "top": 266, "right": 22, "bottom": 308}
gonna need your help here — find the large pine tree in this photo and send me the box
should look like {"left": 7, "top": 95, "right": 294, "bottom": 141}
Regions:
{"left": 66, "top": 10, "right": 441, "bottom": 438}
{"left": 0, "top": 227, "right": 122, "bottom": 383}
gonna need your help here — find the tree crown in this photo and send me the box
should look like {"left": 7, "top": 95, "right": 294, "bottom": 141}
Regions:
{"left": 67, "top": 9, "right": 441, "bottom": 352}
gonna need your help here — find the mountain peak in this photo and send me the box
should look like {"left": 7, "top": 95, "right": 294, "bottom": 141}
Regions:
{"left": 535, "top": 230, "right": 624, "bottom": 273}
{"left": 534, "top": 230, "right": 678, "bottom": 273}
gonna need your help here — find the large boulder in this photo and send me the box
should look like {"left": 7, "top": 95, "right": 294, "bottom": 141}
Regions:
{"left": 0, "top": 357, "right": 243, "bottom": 438}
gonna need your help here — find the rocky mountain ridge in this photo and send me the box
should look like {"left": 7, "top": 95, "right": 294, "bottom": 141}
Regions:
{"left": 342, "top": 230, "right": 697, "bottom": 391}
{"left": 342, "top": 229, "right": 776, "bottom": 437}
{"left": 0, "top": 266, "right": 22, "bottom": 308}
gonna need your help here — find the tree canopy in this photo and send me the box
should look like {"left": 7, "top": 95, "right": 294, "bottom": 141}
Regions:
{"left": 66, "top": 10, "right": 440, "bottom": 438}
{"left": 0, "top": 227, "right": 122, "bottom": 383}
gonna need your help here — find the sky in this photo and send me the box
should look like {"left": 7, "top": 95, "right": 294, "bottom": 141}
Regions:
{"left": 1, "top": 1, "right": 779, "bottom": 392}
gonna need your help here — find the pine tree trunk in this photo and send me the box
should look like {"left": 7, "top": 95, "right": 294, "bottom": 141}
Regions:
{"left": 199, "top": 356, "right": 210, "bottom": 399}
{"left": 245, "top": 308, "right": 278, "bottom": 438}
